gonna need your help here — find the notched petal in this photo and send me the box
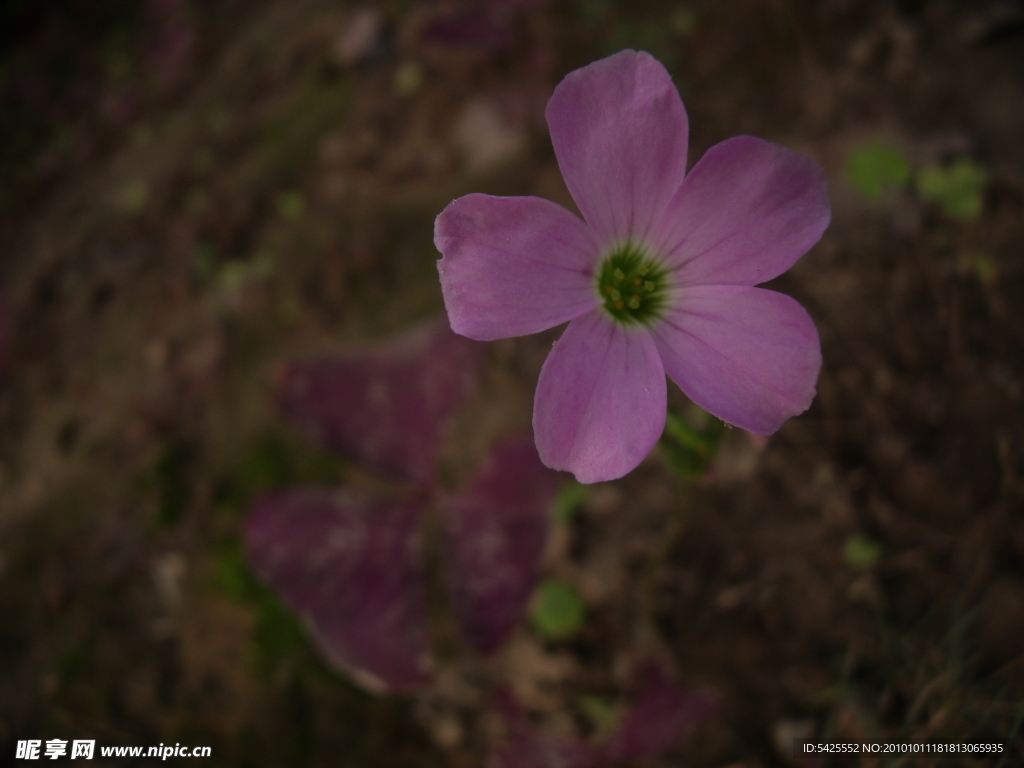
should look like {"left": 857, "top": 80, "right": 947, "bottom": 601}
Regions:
{"left": 545, "top": 49, "right": 689, "bottom": 246}
{"left": 435, "top": 194, "right": 599, "bottom": 341}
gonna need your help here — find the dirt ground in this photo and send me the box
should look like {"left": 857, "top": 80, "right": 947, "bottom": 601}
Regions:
{"left": 1, "top": 1, "right": 1023, "bottom": 766}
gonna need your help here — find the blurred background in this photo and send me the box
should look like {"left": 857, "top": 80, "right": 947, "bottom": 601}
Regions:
{"left": 1, "top": 0, "right": 1023, "bottom": 765}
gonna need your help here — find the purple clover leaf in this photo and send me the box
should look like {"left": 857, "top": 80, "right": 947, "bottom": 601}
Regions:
{"left": 491, "top": 690, "right": 597, "bottom": 768}
{"left": 425, "top": 8, "right": 516, "bottom": 51}
{"left": 277, "top": 318, "right": 483, "bottom": 484}
{"left": 489, "top": 666, "right": 715, "bottom": 768}
{"left": 423, "top": 0, "right": 549, "bottom": 52}
{"left": 246, "top": 435, "right": 560, "bottom": 690}
{"left": 435, "top": 50, "right": 831, "bottom": 483}
{"left": 598, "top": 664, "right": 716, "bottom": 764}
{"left": 248, "top": 319, "right": 563, "bottom": 690}
{"left": 440, "top": 434, "right": 563, "bottom": 654}
{"left": 246, "top": 488, "right": 433, "bottom": 692}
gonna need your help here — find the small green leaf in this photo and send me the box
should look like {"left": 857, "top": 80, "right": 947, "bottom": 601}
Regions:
{"left": 554, "top": 482, "right": 589, "bottom": 524}
{"left": 219, "top": 260, "right": 249, "bottom": 292}
{"left": 844, "top": 534, "right": 881, "bottom": 569}
{"left": 957, "top": 249, "right": 997, "bottom": 284}
{"left": 276, "top": 190, "right": 305, "bottom": 220}
{"left": 663, "top": 410, "right": 707, "bottom": 451}
{"left": 845, "top": 141, "right": 911, "bottom": 201}
{"left": 239, "top": 438, "right": 293, "bottom": 495}
{"left": 251, "top": 593, "right": 307, "bottom": 676}
{"left": 213, "top": 542, "right": 260, "bottom": 601}
{"left": 659, "top": 407, "right": 724, "bottom": 481}
{"left": 218, "top": 252, "right": 276, "bottom": 293}
{"left": 916, "top": 159, "right": 987, "bottom": 220}
{"left": 394, "top": 62, "right": 423, "bottom": 96}
{"left": 671, "top": 8, "right": 698, "bottom": 36}
{"left": 212, "top": 542, "right": 308, "bottom": 676}
{"left": 579, "top": 695, "right": 619, "bottom": 732}
{"left": 530, "top": 578, "right": 586, "bottom": 640}
{"left": 113, "top": 178, "right": 149, "bottom": 213}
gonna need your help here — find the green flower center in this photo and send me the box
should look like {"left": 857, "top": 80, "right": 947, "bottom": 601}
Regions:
{"left": 595, "top": 241, "right": 671, "bottom": 325}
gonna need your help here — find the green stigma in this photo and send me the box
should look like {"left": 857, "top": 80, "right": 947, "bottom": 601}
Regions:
{"left": 595, "top": 241, "right": 670, "bottom": 325}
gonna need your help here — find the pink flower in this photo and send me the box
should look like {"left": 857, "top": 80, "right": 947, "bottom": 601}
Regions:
{"left": 435, "top": 50, "right": 830, "bottom": 484}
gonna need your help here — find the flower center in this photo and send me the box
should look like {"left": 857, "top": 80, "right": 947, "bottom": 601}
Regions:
{"left": 595, "top": 242, "right": 670, "bottom": 325}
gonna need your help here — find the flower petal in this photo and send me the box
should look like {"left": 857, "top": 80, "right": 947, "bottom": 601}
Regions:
{"left": 440, "top": 435, "right": 561, "bottom": 654}
{"left": 652, "top": 285, "right": 821, "bottom": 435}
{"left": 534, "top": 309, "right": 666, "bottom": 484}
{"left": 278, "top": 319, "right": 482, "bottom": 483}
{"left": 245, "top": 488, "right": 431, "bottom": 692}
{"left": 654, "top": 135, "right": 830, "bottom": 285}
{"left": 435, "top": 194, "right": 600, "bottom": 341}
{"left": 545, "top": 49, "right": 690, "bottom": 246}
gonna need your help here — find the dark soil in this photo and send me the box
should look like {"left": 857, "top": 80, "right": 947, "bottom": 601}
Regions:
{"left": 1, "top": 1, "right": 1022, "bottom": 766}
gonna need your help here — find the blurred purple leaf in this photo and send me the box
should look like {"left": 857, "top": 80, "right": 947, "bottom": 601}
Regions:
{"left": 441, "top": 435, "right": 562, "bottom": 653}
{"left": 490, "top": 668, "right": 713, "bottom": 768}
{"left": 278, "top": 319, "right": 483, "bottom": 483}
{"left": 245, "top": 488, "right": 432, "bottom": 691}
{"left": 422, "top": 0, "right": 548, "bottom": 50}
{"left": 425, "top": 9, "right": 515, "bottom": 50}
{"left": 490, "top": 690, "right": 596, "bottom": 768}
{"left": 599, "top": 665, "right": 716, "bottom": 764}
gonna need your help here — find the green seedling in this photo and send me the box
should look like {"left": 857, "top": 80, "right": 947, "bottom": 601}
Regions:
{"left": 579, "top": 695, "right": 620, "bottom": 733}
{"left": 958, "top": 249, "right": 997, "bottom": 284}
{"left": 659, "top": 407, "right": 724, "bottom": 481}
{"left": 554, "top": 482, "right": 589, "bottom": 524}
{"left": 846, "top": 141, "right": 911, "bottom": 201}
{"left": 530, "top": 578, "right": 586, "bottom": 640}
{"left": 395, "top": 62, "right": 423, "bottom": 96}
{"left": 276, "top": 190, "right": 305, "bottom": 220}
{"left": 844, "top": 533, "right": 882, "bottom": 570}
{"left": 671, "top": 8, "right": 697, "bottom": 36}
{"left": 916, "top": 159, "right": 987, "bottom": 220}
